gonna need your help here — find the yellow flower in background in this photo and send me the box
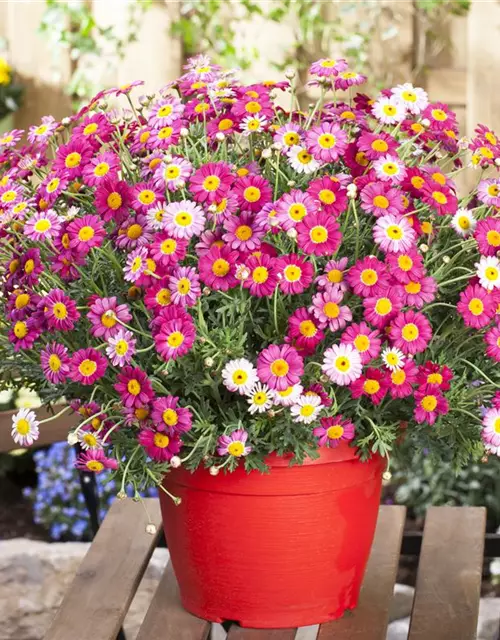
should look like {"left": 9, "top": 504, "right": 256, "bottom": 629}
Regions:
{"left": 0, "top": 57, "right": 11, "bottom": 85}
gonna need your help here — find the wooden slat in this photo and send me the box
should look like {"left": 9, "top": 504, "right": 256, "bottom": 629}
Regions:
{"left": 45, "top": 498, "right": 162, "bottom": 640}
{"left": 0, "top": 406, "right": 78, "bottom": 453}
{"left": 136, "top": 562, "right": 210, "bottom": 640}
{"left": 227, "top": 627, "right": 297, "bottom": 640}
{"left": 408, "top": 506, "right": 486, "bottom": 640}
{"left": 317, "top": 505, "right": 406, "bottom": 640}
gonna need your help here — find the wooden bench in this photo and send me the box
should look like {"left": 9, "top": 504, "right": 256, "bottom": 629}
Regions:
{"left": 44, "top": 500, "right": 487, "bottom": 640}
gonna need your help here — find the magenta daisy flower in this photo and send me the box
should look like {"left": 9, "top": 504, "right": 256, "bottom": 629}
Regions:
{"left": 360, "top": 183, "right": 404, "bottom": 218}
{"left": 82, "top": 152, "right": 120, "bottom": 187}
{"left": 87, "top": 296, "right": 132, "bottom": 340}
{"left": 189, "top": 161, "right": 233, "bottom": 204}
{"left": 38, "top": 173, "right": 68, "bottom": 205}
{"left": 305, "top": 122, "right": 348, "bottom": 163}
{"left": 363, "top": 289, "right": 403, "bottom": 329}
{"left": 357, "top": 132, "right": 398, "bottom": 160}
{"left": 334, "top": 70, "right": 367, "bottom": 91}
{"left": 313, "top": 415, "right": 355, "bottom": 448}
{"left": 485, "top": 326, "right": 500, "bottom": 362}
{"left": 69, "top": 348, "right": 107, "bottom": 385}
{"left": 390, "top": 310, "right": 432, "bottom": 355}
{"left": 296, "top": 212, "right": 342, "bottom": 257}
{"left": 257, "top": 344, "right": 304, "bottom": 391}
{"left": 67, "top": 215, "right": 106, "bottom": 254}
{"left": 53, "top": 138, "right": 92, "bottom": 179}
{"left": 154, "top": 317, "right": 196, "bottom": 361}
{"left": 401, "top": 276, "right": 437, "bottom": 309}
{"left": 41, "top": 342, "right": 70, "bottom": 384}
{"left": 43, "top": 289, "right": 80, "bottom": 331}
{"left": 148, "top": 120, "right": 183, "bottom": 150}
{"left": 276, "top": 189, "right": 319, "bottom": 231}
{"left": 138, "top": 428, "right": 182, "bottom": 462}
{"left": 475, "top": 218, "right": 500, "bottom": 257}
{"left": 389, "top": 360, "right": 418, "bottom": 399}
{"left": 9, "top": 320, "right": 41, "bottom": 352}
{"left": 151, "top": 233, "right": 188, "bottom": 269}
{"left": 374, "top": 214, "right": 416, "bottom": 253}
{"left": 385, "top": 249, "right": 425, "bottom": 284}
{"left": 350, "top": 368, "right": 389, "bottom": 405}
{"left": 168, "top": 266, "right": 201, "bottom": 307}
{"left": 114, "top": 366, "right": 155, "bottom": 408}
{"left": 106, "top": 329, "right": 136, "bottom": 367}
{"left": 309, "top": 58, "right": 348, "bottom": 77}
{"left": 198, "top": 245, "right": 239, "bottom": 291}
{"left": 115, "top": 215, "right": 154, "bottom": 251}
{"left": 163, "top": 200, "right": 206, "bottom": 239}
{"left": 316, "top": 257, "right": 349, "bottom": 291}
{"left": 223, "top": 213, "right": 264, "bottom": 252}
{"left": 421, "top": 184, "right": 458, "bottom": 216}
{"left": 287, "top": 307, "right": 324, "bottom": 356}
{"left": 307, "top": 176, "right": 348, "bottom": 217}
{"left": 94, "top": 178, "right": 132, "bottom": 222}
{"left": 151, "top": 396, "right": 192, "bottom": 434}
{"left": 217, "top": 429, "right": 252, "bottom": 457}
{"left": 24, "top": 210, "right": 62, "bottom": 241}
{"left": 0, "top": 128, "right": 23, "bottom": 149}
{"left": 75, "top": 450, "right": 118, "bottom": 474}
{"left": 416, "top": 362, "right": 454, "bottom": 391}
{"left": 340, "top": 322, "right": 381, "bottom": 365}
{"left": 233, "top": 174, "right": 272, "bottom": 213}
{"left": 243, "top": 254, "right": 278, "bottom": 297}
{"left": 144, "top": 280, "right": 172, "bottom": 313}
{"left": 310, "top": 285, "right": 352, "bottom": 332}
{"left": 148, "top": 96, "right": 185, "bottom": 127}
{"left": 457, "top": 284, "right": 496, "bottom": 329}
{"left": 346, "top": 256, "right": 389, "bottom": 298}
{"left": 131, "top": 181, "right": 162, "bottom": 213}
{"left": 413, "top": 388, "right": 449, "bottom": 425}
{"left": 276, "top": 254, "right": 314, "bottom": 295}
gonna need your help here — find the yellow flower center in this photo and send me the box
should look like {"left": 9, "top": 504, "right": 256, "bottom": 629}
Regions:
{"left": 243, "top": 186, "right": 261, "bottom": 203}
{"left": 232, "top": 369, "right": 248, "bottom": 385}
{"left": 162, "top": 409, "right": 178, "bottom": 426}
{"left": 1, "top": 190, "right": 16, "bottom": 202}
{"left": 284, "top": 265, "right": 301, "bottom": 282}
{"left": 16, "top": 419, "right": 30, "bottom": 435}
{"left": 299, "top": 320, "right": 317, "bottom": 337}
{"left": 401, "top": 323, "right": 419, "bottom": 342}
{"left": 252, "top": 266, "right": 269, "bottom": 284}
{"left": 83, "top": 433, "right": 98, "bottom": 447}
{"left": 363, "top": 379, "right": 381, "bottom": 395}
{"left": 177, "top": 278, "right": 191, "bottom": 294}
{"left": 245, "top": 101, "right": 262, "bottom": 114}
{"left": 309, "top": 225, "right": 328, "bottom": 243}
{"left": 94, "top": 162, "right": 110, "bottom": 177}
{"left": 101, "top": 312, "right": 117, "bottom": 328}
{"left": 335, "top": 356, "right": 351, "bottom": 372}
{"left": 83, "top": 123, "right": 98, "bottom": 136}
{"left": 458, "top": 216, "right": 470, "bottom": 230}
{"left": 165, "top": 165, "right": 181, "bottom": 180}
{"left": 375, "top": 298, "right": 392, "bottom": 316}
{"left": 432, "top": 191, "right": 447, "bottom": 205}
{"left": 227, "top": 441, "right": 245, "bottom": 456}
{"left": 354, "top": 334, "right": 370, "bottom": 352}
{"left": 398, "top": 255, "right": 413, "bottom": 271}
{"left": 87, "top": 461, "right": 104, "bottom": 472}
{"left": 79, "top": 359, "right": 97, "bottom": 377}
{"left": 468, "top": 298, "right": 484, "bottom": 316}
{"left": 320, "top": 59, "right": 337, "bottom": 68}
{"left": 326, "top": 425, "right": 344, "bottom": 439}
{"left": 373, "top": 195, "right": 389, "bottom": 209}
{"left": 318, "top": 133, "right": 336, "bottom": 149}
{"left": 127, "top": 379, "right": 141, "bottom": 395}
{"left": 300, "top": 404, "right": 315, "bottom": 417}
{"left": 431, "top": 108, "right": 447, "bottom": 122}
{"left": 203, "top": 176, "right": 220, "bottom": 192}
{"left": 158, "top": 127, "right": 173, "bottom": 140}
{"left": 360, "top": 269, "right": 377, "bottom": 285}
{"left": 386, "top": 224, "right": 403, "bottom": 240}
{"left": 115, "top": 340, "right": 129, "bottom": 356}
{"left": 427, "top": 373, "right": 443, "bottom": 385}
{"left": 53, "top": 302, "right": 68, "bottom": 319}
{"left": 391, "top": 369, "right": 406, "bottom": 385}
{"left": 324, "top": 302, "right": 340, "bottom": 318}
{"left": 382, "top": 105, "right": 397, "bottom": 116}
{"left": 35, "top": 124, "right": 48, "bottom": 135}
{"left": 485, "top": 267, "right": 499, "bottom": 281}
{"left": 65, "top": 152, "right": 82, "bottom": 169}
{"left": 15, "top": 293, "right": 30, "bottom": 310}
{"left": 405, "top": 281, "right": 421, "bottom": 294}
{"left": 138, "top": 190, "right": 155, "bottom": 205}
{"left": 156, "top": 289, "right": 171, "bottom": 306}
{"left": 401, "top": 90, "right": 417, "bottom": 102}
{"left": 298, "top": 151, "right": 313, "bottom": 165}
{"left": 235, "top": 225, "right": 253, "bottom": 241}
{"left": 14, "top": 321, "right": 28, "bottom": 338}
{"left": 24, "top": 259, "right": 35, "bottom": 275}
{"left": 34, "top": 218, "right": 51, "bottom": 233}
{"left": 154, "top": 433, "right": 170, "bottom": 448}
{"left": 421, "top": 395, "right": 438, "bottom": 412}
{"left": 174, "top": 212, "right": 193, "bottom": 227}
{"left": 218, "top": 118, "right": 234, "bottom": 131}
{"left": 131, "top": 257, "right": 143, "bottom": 273}
{"left": 139, "top": 131, "right": 151, "bottom": 144}
{"left": 158, "top": 104, "right": 173, "bottom": 117}
{"left": 270, "top": 359, "right": 289, "bottom": 377}
{"left": 48, "top": 354, "right": 62, "bottom": 371}
{"left": 160, "top": 239, "right": 177, "bottom": 255}
{"left": 411, "top": 176, "right": 425, "bottom": 189}
{"left": 212, "top": 258, "right": 230, "bottom": 276}
{"left": 135, "top": 407, "right": 149, "bottom": 421}
{"left": 107, "top": 192, "right": 122, "bottom": 210}
{"left": 78, "top": 226, "right": 95, "bottom": 242}
{"left": 167, "top": 331, "right": 185, "bottom": 348}
{"left": 283, "top": 132, "right": 300, "bottom": 146}
{"left": 126, "top": 224, "right": 142, "bottom": 240}
{"left": 327, "top": 269, "right": 343, "bottom": 284}
{"left": 318, "top": 189, "right": 335, "bottom": 205}
{"left": 487, "top": 230, "right": 500, "bottom": 247}
{"left": 289, "top": 204, "right": 307, "bottom": 221}
{"left": 355, "top": 151, "right": 369, "bottom": 166}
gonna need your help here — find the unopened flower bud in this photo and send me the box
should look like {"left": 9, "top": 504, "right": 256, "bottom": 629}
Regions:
{"left": 261, "top": 148, "right": 272, "bottom": 159}
{"left": 202, "top": 287, "right": 211, "bottom": 296}
{"left": 421, "top": 118, "right": 430, "bottom": 128}
{"left": 495, "top": 158, "right": 500, "bottom": 167}
{"left": 382, "top": 471, "right": 392, "bottom": 481}
{"left": 146, "top": 523, "right": 157, "bottom": 535}
{"left": 208, "top": 203, "right": 217, "bottom": 213}
{"left": 180, "top": 127, "right": 189, "bottom": 138}
{"left": 287, "top": 228, "right": 298, "bottom": 240}
{"left": 67, "top": 431, "right": 78, "bottom": 445}
{"left": 209, "top": 466, "right": 219, "bottom": 476}
{"left": 481, "top": 455, "right": 489, "bottom": 463}
{"left": 164, "top": 153, "right": 173, "bottom": 163}
{"left": 267, "top": 409, "right": 276, "bottom": 418}
{"left": 287, "top": 180, "right": 296, "bottom": 187}
{"left": 170, "top": 456, "right": 181, "bottom": 468}
{"left": 272, "top": 142, "right": 283, "bottom": 151}
{"left": 97, "top": 100, "right": 108, "bottom": 111}
{"left": 122, "top": 109, "right": 134, "bottom": 122}
{"left": 177, "top": 179, "right": 186, "bottom": 188}
{"left": 204, "top": 357, "right": 214, "bottom": 367}
{"left": 347, "top": 183, "right": 358, "bottom": 199}
{"left": 269, "top": 218, "right": 280, "bottom": 228}
{"left": 62, "top": 117, "right": 72, "bottom": 126}
{"left": 442, "top": 255, "right": 451, "bottom": 264}
{"left": 138, "top": 94, "right": 150, "bottom": 107}
{"left": 117, "top": 491, "right": 127, "bottom": 500}
{"left": 420, "top": 243, "right": 429, "bottom": 253}
{"left": 196, "top": 93, "right": 205, "bottom": 101}
{"left": 235, "top": 265, "right": 250, "bottom": 280}
{"left": 458, "top": 136, "right": 469, "bottom": 150}
{"left": 215, "top": 132, "right": 225, "bottom": 142}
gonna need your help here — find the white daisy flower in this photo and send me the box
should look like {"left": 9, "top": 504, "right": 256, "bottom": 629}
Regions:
{"left": 322, "top": 343, "right": 363, "bottom": 386}
{"left": 373, "top": 154, "right": 407, "bottom": 183}
{"left": 372, "top": 95, "right": 407, "bottom": 125}
{"left": 65, "top": 205, "right": 81, "bottom": 220}
{"left": 240, "top": 115, "right": 268, "bottom": 136}
{"left": 287, "top": 145, "right": 321, "bottom": 175}
{"left": 451, "top": 208, "right": 476, "bottom": 237}
{"left": 290, "top": 394, "right": 322, "bottom": 424}
{"left": 381, "top": 347, "right": 405, "bottom": 372}
{"left": 391, "top": 83, "right": 429, "bottom": 115}
{"left": 273, "top": 383, "right": 304, "bottom": 407}
{"left": 247, "top": 382, "right": 273, "bottom": 414}
{"left": 11, "top": 408, "right": 39, "bottom": 447}
{"left": 221, "top": 358, "right": 258, "bottom": 395}
{"left": 476, "top": 255, "right": 500, "bottom": 291}
{"left": 78, "top": 430, "right": 104, "bottom": 451}
{"left": 147, "top": 203, "right": 168, "bottom": 230}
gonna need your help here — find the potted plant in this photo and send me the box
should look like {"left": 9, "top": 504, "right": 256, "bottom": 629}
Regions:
{"left": 0, "top": 51, "right": 23, "bottom": 134}
{"left": 0, "top": 56, "right": 499, "bottom": 628}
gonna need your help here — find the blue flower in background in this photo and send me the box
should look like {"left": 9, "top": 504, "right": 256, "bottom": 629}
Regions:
{"left": 23, "top": 443, "right": 158, "bottom": 541}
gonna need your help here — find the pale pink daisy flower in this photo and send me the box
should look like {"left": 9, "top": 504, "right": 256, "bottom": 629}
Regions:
{"left": 373, "top": 214, "right": 416, "bottom": 253}
{"left": 373, "top": 154, "right": 407, "bottom": 184}
{"left": 310, "top": 285, "right": 352, "bottom": 331}
{"left": 163, "top": 200, "right": 206, "bottom": 239}
{"left": 391, "top": 83, "right": 429, "bottom": 115}
{"left": 106, "top": 329, "right": 136, "bottom": 367}
{"left": 372, "top": 95, "right": 406, "bottom": 124}
{"left": 24, "top": 210, "right": 62, "bottom": 241}
{"left": 322, "top": 343, "right": 362, "bottom": 386}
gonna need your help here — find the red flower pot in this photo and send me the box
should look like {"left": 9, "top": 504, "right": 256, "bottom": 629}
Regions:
{"left": 160, "top": 443, "right": 384, "bottom": 628}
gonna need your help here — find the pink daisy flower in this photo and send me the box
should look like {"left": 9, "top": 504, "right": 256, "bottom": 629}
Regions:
{"left": 9, "top": 320, "right": 41, "bottom": 352}
{"left": 243, "top": 254, "right": 278, "bottom": 297}
{"left": 75, "top": 450, "right": 118, "bottom": 473}
{"left": 198, "top": 245, "right": 239, "bottom": 291}
{"left": 189, "top": 161, "right": 233, "bottom": 204}
{"left": 287, "top": 307, "right": 325, "bottom": 356}
{"left": 41, "top": 342, "right": 70, "bottom": 384}
{"left": 151, "top": 396, "right": 192, "bottom": 434}
{"left": 313, "top": 415, "right": 355, "bottom": 448}
{"left": 346, "top": 256, "right": 389, "bottom": 298}
{"left": 131, "top": 182, "right": 162, "bottom": 213}
{"left": 257, "top": 344, "right": 304, "bottom": 391}
{"left": 296, "top": 212, "right": 342, "bottom": 257}
{"left": 124, "top": 247, "right": 148, "bottom": 283}
{"left": 144, "top": 281, "right": 172, "bottom": 313}
{"left": 334, "top": 71, "right": 367, "bottom": 91}
{"left": 43, "top": 289, "right": 80, "bottom": 331}
{"left": 401, "top": 276, "right": 437, "bottom": 309}
{"left": 94, "top": 178, "right": 132, "bottom": 222}
{"left": 350, "top": 368, "right": 389, "bottom": 405}
{"left": 69, "top": 348, "right": 108, "bottom": 386}
{"left": 24, "top": 210, "right": 62, "bottom": 242}
{"left": 233, "top": 174, "right": 272, "bottom": 213}
{"left": 115, "top": 215, "right": 154, "bottom": 251}
{"left": 374, "top": 214, "right": 416, "bottom": 253}
{"left": 481, "top": 408, "right": 500, "bottom": 454}
{"left": 373, "top": 154, "right": 407, "bottom": 184}
{"left": 168, "top": 266, "right": 201, "bottom": 307}
{"left": 316, "top": 257, "right": 349, "bottom": 291}
{"left": 53, "top": 138, "right": 93, "bottom": 179}
{"left": 163, "top": 200, "right": 206, "bottom": 239}
{"left": 357, "top": 132, "right": 398, "bottom": 160}
{"left": 360, "top": 182, "right": 404, "bottom": 218}
{"left": 151, "top": 233, "right": 188, "bottom": 268}
{"left": 309, "top": 58, "right": 348, "bottom": 77}
{"left": 148, "top": 96, "right": 185, "bottom": 127}
{"left": 385, "top": 250, "right": 425, "bottom": 284}
{"left": 154, "top": 317, "right": 196, "bottom": 361}
{"left": 457, "top": 284, "right": 496, "bottom": 329}
{"left": 477, "top": 179, "right": 500, "bottom": 207}
{"left": 106, "top": 329, "right": 136, "bottom": 367}
{"left": 82, "top": 151, "right": 120, "bottom": 187}
{"left": 73, "top": 113, "right": 114, "bottom": 147}
{"left": 416, "top": 362, "right": 454, "bottom": 391}
{"left": 223, "top": 213, "right": 265, "bottom": 252}
{"left": 114, "top": 366, "right": 155, "bottom": 408}
{"left": 310, "top": 285, "right": 352, "bottom": 331}
{"left": 67, "top": 215, "right": 106, "bottom": 254}
{"left": 390, "top": 310, "right": 432, "bottom": 355}
{"left": 276, "top": 254, "right": 314, "bottom": 295}
{"left": 276, "top": 189, "right": 319, "bottom": 231}
{"left": 273, "top": 122, "right": 303, "bottom": 150}
{"left": 421, "top": 184, "right": 458, "bottom": 217}
{"left": 485, "top": 326, "right": 500, "bottom": 362}
{"left": 388, "top": 360, "right": 418, "bottom": 399}
{"left": 27, "top": 116, "right": 58, "bottom": 145}
{"left": 217, "top": 429, "right": 252, "bottom": 457}
{"left": 413, "top": 388, "right": 449, "bottom": 425}
{"left": 340, "top": 322, "right": 381, "bottom": 365}
{"left": 138, "top": 429, "right": 182, "bottom": 462}
{"left": 154, "top": 156, "right": 193, "bottom": 192}
{"left": 475, "top": 218, "right": 500, "bottom": 257}
{"left": 305, "top": 122, "right": 348, "bottom": 163}
{"left": 307, "top": 176, "right": 348, "bottom": 217}
{"left": 148, "top": 120, "right": 183, "bottom": 150}
{"left": 87, "top": 296, "right": 132, "bottom": 340}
